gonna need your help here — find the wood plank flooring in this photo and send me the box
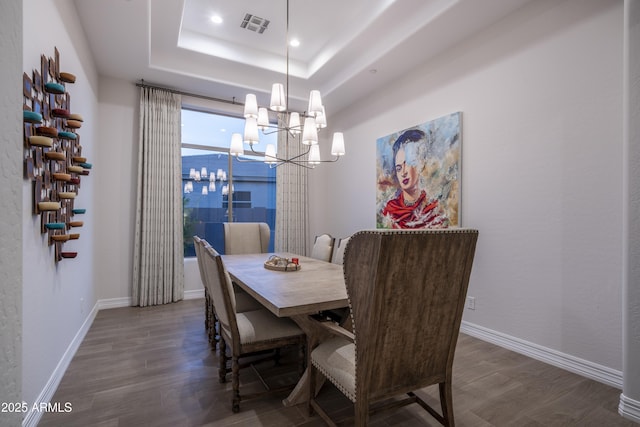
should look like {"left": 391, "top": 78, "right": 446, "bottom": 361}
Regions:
{"left": 39, "top": 299, "right": 636, "bottom": 426}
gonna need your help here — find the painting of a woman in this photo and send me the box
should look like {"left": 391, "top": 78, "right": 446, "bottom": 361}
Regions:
{"left": 376, "top": 112, "right": 461, "bottom": 229}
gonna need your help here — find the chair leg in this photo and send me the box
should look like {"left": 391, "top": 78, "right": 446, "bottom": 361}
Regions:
{"left": 232, "top": 355, "right": 240, "bottom": 413}
{"left": 204, "top": 293, "right": 210, "bottom": 331}
{"left": 298, "top": 340, "right": 306, "bottom": 377}
{"left": 218, "top": 337, "right": 227, "bottom": 383}
{"left": 308, "top": 363, "right": 316, "bottom": 416}
{"left": 354, "top": 399, "right": 369, "bottom": 427}
{"left": 439, "top": 381, "right": 454, "bottom": 427}
{"left": 207, "top": 298, "right": 220, "bottom": 347}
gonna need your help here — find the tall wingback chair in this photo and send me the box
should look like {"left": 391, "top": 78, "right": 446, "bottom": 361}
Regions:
{"left": 223, "top": 222, "right": 270, "bottom": 254}
{"left": 310, "top": 233, "right": 335, "bottom": 262}
{"left": 308, "top": 229, "right": 479, "bottom": 426}
{"left": 202, "top": 245, "right": 305, "bottom": 413}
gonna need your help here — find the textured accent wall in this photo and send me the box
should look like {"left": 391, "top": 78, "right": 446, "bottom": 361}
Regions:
{"left": 0, "top": 0, "right": 23, "bottom": 425}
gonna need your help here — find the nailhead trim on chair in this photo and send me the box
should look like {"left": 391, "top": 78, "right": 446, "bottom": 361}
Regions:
{"left": 312, "top": 358, "right": 356, "bottom": 402}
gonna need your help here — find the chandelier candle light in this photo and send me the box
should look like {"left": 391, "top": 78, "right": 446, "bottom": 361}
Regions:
{"left": 229, "top": 0, "right": 346, "bottom": 168}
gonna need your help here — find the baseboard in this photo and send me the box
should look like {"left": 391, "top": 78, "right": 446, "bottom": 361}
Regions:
{"left": 460, "top": 321, "right": 623, "bottom": 389}
{"left": 22, "top": 302, "right": 100, "bottom": 427}
{"left": 22, "top": 290, "right": 203, "bottom": 427}
{"left": 619, "top": 393, "right": 640, "bottom": 423}
{"left": 97, "top": 296, "right": 132, "bottom": 309}
{"left": 184, "top": 288, "right": 204, "bottom": 300}
{"left": 96, "top": 290, "right": 203, "bottom": 308}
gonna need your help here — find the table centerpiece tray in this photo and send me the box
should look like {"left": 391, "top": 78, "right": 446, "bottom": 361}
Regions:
{"left": 264, "top": 255, "right": 301, "bottom": 272}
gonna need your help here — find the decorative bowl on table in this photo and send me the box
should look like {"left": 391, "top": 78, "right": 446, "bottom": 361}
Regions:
{"left": 264, "top": 255, "right": 301, "bottom": 272}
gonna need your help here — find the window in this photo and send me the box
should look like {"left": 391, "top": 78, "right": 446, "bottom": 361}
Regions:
{"left": 181, "top": 108, "right": 277, "bottom": 257}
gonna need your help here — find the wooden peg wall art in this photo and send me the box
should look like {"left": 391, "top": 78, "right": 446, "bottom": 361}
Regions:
{"left": 23, "top": 47, "right": 91, "bottom": 263}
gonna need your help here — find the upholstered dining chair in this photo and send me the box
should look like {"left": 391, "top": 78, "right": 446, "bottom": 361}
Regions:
{"left": 310, "top": 233, "right": 335, "bottom": 262}
{"left": 193, "top": 235, "right": 213, "bottom": 340}
{"left": 330, "top": 235, "right": 350, "bottom": 265}
{"left": 308, "top": 229, "right": 479, "bottom": 426}
{"left": 223, "top": 222, "right": 270, "bottom": 254}
{"left": 193, "top": 236, "right": 261, "bottom": 347}
{"left": 202, "top": 245, "right": 306, "bottom": 413}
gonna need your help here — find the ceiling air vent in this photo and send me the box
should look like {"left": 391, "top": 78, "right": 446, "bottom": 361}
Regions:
{"left": 240, "top": 13, "right": 270, "bottom": 34}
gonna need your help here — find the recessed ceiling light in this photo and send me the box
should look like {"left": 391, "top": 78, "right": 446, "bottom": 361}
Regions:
{"left": 289, "top": 38, "right": 300, "bottom": 47}
{"left": 211, "top": 15, "right": 223, "bottom": 24}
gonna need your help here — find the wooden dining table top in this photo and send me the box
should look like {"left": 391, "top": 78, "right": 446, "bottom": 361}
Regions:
{"left": 221, "top": 252, "right": 348, "bottom": 317}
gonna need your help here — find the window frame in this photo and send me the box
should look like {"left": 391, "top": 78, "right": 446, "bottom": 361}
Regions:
{"left": 181, "top": 106, "right": 277, "bottom": 257}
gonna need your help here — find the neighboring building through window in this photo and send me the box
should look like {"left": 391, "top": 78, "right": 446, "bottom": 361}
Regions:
{"left": 181, "top": 108, "right": 276, "bottom": 257}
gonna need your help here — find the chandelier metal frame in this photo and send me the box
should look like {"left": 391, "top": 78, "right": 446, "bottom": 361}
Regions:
{"left": 229, "top": 0, "right": 345, "bottom": 169}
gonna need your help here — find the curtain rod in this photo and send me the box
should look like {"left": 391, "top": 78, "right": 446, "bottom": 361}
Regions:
{"left": 135, "top": 79, "right": 244, "bottom": 107}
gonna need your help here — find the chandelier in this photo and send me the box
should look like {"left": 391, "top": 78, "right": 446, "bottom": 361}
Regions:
{"left": 229, "top": 0, "right": 346, "bottom": 168}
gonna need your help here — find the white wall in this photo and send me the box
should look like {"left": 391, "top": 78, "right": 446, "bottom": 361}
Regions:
{"left": 94, "top": 77, "right": 205, "bottom": 301}
{"left": 311, "top": 0, "right": 625, "bottom": 371}
{"left": 622, "top": 0, "right": 640, "bottom": 417}
{"left": 0, "top": 1, "right": 23, "bottom": 426}
{"left": 22, "top": 0, "right": 99, "bottom": 411}
{"left": 94, "top": 77, "right": 138, "bottom": 301}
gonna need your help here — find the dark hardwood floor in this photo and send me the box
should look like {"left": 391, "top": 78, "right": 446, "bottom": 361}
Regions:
{"left": 39, "top": 299, "right": 636, "bottom": 426}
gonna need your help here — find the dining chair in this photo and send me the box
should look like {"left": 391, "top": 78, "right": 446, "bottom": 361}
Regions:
{"left": 193, "top": 235, "right": 214, "bottom": 341}
{"left": 307, "top": 229, "right": 479, "bottom": 426}
{"left": 330, "top": 235, "right": 350, "bottom": 265}
{"left": 223, "top": 222, "right": 270, "bottom": 254}
{"left": 194, "top": 236, "right": 262, "bottom": 347}
{"left": 310, "top": 233, "right": 335, "bottom": 262}
{"left": 202, "top": 245, "right": 306, "bottom": 413}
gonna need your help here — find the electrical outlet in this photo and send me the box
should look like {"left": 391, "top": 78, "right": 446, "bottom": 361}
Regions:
{"left": 80, "top": 297, "right": 85, "bottom": 314}
{"left": 466, "top": 296, "right": 475, "bottom": 310}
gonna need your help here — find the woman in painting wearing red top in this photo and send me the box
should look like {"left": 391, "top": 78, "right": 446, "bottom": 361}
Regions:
{"left": 382, "top": 129, "right": 448, "bottom": 229}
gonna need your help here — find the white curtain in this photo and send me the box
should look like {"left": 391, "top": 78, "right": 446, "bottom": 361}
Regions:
{"left": 275, "top": 115, "right": 309, "bottom": 255}
{"left": 132, "top": 87, "right": 184, "bottom": 306}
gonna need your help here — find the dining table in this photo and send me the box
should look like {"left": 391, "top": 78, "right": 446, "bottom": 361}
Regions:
{"left": 221, "top": 252, "right": 349, "bottom": 406}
